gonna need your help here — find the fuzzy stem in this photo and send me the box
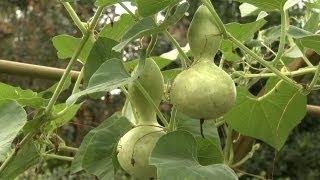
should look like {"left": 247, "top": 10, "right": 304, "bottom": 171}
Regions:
{"left": 231, "top": 144, "right": 260, "bottom": 168}
{"left": 224, "top": 126, "right": 233, "bottom": 164}
{"left": 163, "top": 31, "right": 189, "bottom": 69}
{"left": 146, "top": 34, "right": 158, "bottom": 57}
{"left": 61, "top": 2, "right": 87, "bottom": 34}
{"left": 42, "top": 153, "right": 74, "bottom": 161}
{"left": 135, "top": 82, "right": 169, "bottom": 127}
{"left": 168, "top": 107, "right": 178, "bottom": 131}
{"left": 272, "top": 9, "right": 287, "bottom": 65}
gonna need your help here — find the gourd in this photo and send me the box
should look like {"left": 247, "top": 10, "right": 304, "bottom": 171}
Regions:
{"left": 170, "top": 5, "right": 236, "bottom": 120}
{"left": 117, "top": 58, "right": 165, "bottom": 179}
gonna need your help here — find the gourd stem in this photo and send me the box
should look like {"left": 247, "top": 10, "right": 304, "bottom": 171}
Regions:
{"left": 231, "top": 144, "right": 260, "bottom": 168}
{"left": 272, "top": 9, "right": 288, "bottom": 65}
{"left": 257, "top": 80, "right": 283, "bottom": 101}
{"left": 223, "top": 126, "right": 233, "bottom": 164}
{"left": 61, "top": 2, "right": 87, "bottom": 34}
{"left": 42, "top": 153, "right": 74, "bottom": 161}
{"left": 168, "top": 107, "right": 178, "bottom": 131}
{"left": 163, "top": 31, "right": 189, "bottom": 69}
{"left": 146, "top": 34, "right": 158, "bottom": 57}
{"left": 305, "top": 61, "right": 320, "bottom": 94}
{"left": 135, "top": 82, "right": 169, "bottom": 127}
{"left": 233, "top": 66, "right": 319, "bottom": 78}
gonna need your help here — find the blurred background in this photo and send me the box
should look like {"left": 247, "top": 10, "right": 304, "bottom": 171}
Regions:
{"left": 0, "top": 0, "right": 319, "bottom": 179}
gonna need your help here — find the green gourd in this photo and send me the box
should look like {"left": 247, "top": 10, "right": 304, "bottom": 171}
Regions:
{"left": 117, "top": 58, "right": 165, "bottom": 179}
{"left": 188, "top": 5, "right": 222, "bottom": 60}
{"left": 170, "top": 5, "right": 236, "bottom": 120}
{"left": 128, "top": 58, "right": 164, "bottom": 125}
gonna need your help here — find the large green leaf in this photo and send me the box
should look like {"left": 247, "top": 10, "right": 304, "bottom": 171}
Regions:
{"left": 224, "top": 81, "right": 307, "bottom": 150}
{"left": 299, "top": 35, "right": 320, "bottom": 55}
{"left": 176, "top": 112, "right": 223, "bottom": 165}
{"left": 150, "top": 131, "right": 238, "bottom": 180}
{"left": 82, "top": 115, "right": 133, "bottom": 179}
{"left": 52, "top": 34, "right": 94, "bottom": 63}
{"left": 113, "top": 2, "right": 189, "bottom": 51}
{"left": 136, "top": 0, "right": 179, "bottom": 17}
{"left": 67, "top": 51, "right": 146, "bottom": 105}
{"left": 100, "top": 14, "right": 135, "bottom": 41}
{"left": 84, "top": 37, "right": 121, "bottom": 87}
{"left": 0, "top": 100, "right": 27, "bottom": 161}
{"left": 0, "top": 142, "right": 42, "bottom": 179}
{"left": 70, "top": 113, "right": 133, "bottom": 179}
{"left": 0, "top": 83, "right": 45, "bottom": 108}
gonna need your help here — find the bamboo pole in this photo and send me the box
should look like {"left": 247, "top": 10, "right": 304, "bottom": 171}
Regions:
{"left": 0, "top": 59, "right": 80, "bottom": 81}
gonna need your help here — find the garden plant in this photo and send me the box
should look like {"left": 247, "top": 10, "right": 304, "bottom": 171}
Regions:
{"left": 0, "top": 0, "right": 320, "bottom": 179}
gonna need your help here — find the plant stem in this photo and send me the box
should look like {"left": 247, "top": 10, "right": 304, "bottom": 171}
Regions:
{"left": 228, "top": 34, "right": 302, "bottom": 90}
{"left": 168, "top": 107, "right": 177, "bottom": 131}
{"left": 272, "top": 9, "right": 287, "bottom": 65}
{"left": 72, "top": 67, "right": 84, "bottom": 94}
{"left": 233, "top": 66, "right": 318, "bottom": 78}
{"left": 61, "top": 2, "right": 87, "bottom": 34}
{"left": 163, "top": 31, "right": 189, "bottom": 69}
{"left": 44, "top": 6, "right": 104, "bottom": 116}
{"left": 119, "top": 2, "right": 139, "bottom": 20}
{"left": 135, "top": 82, "right": 169, "bottom": 127}
{"left": 146, "top": 34, "right": 158, "bottom": 57}
{"left": 306, "top": 62, "right": 320, "bottom": 94}
{"left": 42, "top": 153, "right": 74, "bottom": 161}
{"left": 231, "top": 144, "right": 260, "bottom": 168}
{"left": 224, "top": 126, "right": 233, "bottom": 164}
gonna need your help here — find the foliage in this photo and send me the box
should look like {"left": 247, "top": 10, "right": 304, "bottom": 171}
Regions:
{"left": 0, "top": 0, "right": 320, "bottom": 179}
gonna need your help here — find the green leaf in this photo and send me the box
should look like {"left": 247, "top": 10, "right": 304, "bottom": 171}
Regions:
{"left": 82, "top": 116, "right": 133, "bottom": 179}
{"left": 52, "top": 34, "right": 94, "bottom": 63}
{"left": 95, "top": 0, "right": 123, "bottom": 7}
{"left": 235, "top": 0, "right": 286, "bottom": 11}
{"left": 176, "top": 112, "right": 223, "bottom": 165}
{"left": 261, "top": 25, "right": 313, "bottom": 44}
{"left": 136, "top": 0, "right": 179, "bottom": 17}
{"left": 239, "top": 3, "right": 259, "bottom": 17}
{"left": 113, "top": 2, "right": 189, "bottom": 51}
{"left": 100, "top": 14, "right": 136, "bottom": 41}
{"left": 70, "top": 113, "right": 133, "bottom": 178}
{"left": 150, "top": 131, "right": 238, "bottom": 180}
{"left": 44, "top": 104, "right": 82, "bottom": 132}
{"left": 84, "top": 37, "right": 121, "bottom": 87}
{"left": 0, "top": 100, "right": 27, "bottom": 161}
{"left": 304, "top": 11, "right": 320, "bottom": 33}
{"left": 0, "top": 83, "right": 45, "bottom": 108}
{"left": 162, "top": 68, "right": 182, "bottom": 83}
{"left": 224, "top": 81, "right": 307, "bottom": 150}
{"left": 0, "top": 142, "right": 42, "bottom": 179}
{"left": 67, "top": 51, "right": 146, "bottom": 105}
{"left": 299, "top": 35, "right": 320, "bottom": 55}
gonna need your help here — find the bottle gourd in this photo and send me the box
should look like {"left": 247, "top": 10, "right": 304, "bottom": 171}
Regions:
{"left": 170, "top": 5, "right": 236, "bottom": 120}
{"left": 117, "top": 58, "right": 165, "bottom": 179}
